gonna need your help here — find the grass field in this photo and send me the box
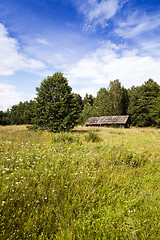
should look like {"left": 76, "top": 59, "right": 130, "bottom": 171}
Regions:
{"left": 0, "top": 125, "right": 160, "bottom": 239}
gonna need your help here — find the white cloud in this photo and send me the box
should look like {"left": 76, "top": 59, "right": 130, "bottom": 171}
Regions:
{"left": 34, "top": 38, "right": 51, "bottom": 46}
{"left": 140, "top": 40, "right": 160, "bottom": 57}
{"left": 79, "top": 0, "right": 127, "bottom": 29}
{"left": 67, "top": 41, "right": 160, "bottom": 94}
{"left": 0, "top": 83, "right": 24, "bottom": 111}
{"left": 0, "top": 23, "right": 46, "bottom": 76}
{"left": 115, "top": 13, "right": 160, "bottom": 39}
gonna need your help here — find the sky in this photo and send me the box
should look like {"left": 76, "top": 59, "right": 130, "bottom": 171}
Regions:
{"left": 1, "top": 0, "right": 160, "bottom": 111}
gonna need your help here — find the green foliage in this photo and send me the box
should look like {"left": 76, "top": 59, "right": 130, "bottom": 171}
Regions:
{"left": 85, "top": 130, "right": 101, "bottom": 142}
{"left": 79, "top": 80, "right": 129, "bottom": 125}
{"left": 33, "top": 72, "right": 80, "bottom": 132}
{"left": 1, "top": 77, "right": 160, "bottom": 128}
{"left": 128, "top": 79, "right": 160, "bottom": 127}
{"left": 72, "top": 93, "right": 83, "bottom": 125}
{"left": 0, "top": 101, "right": 36, "bottom": 125}
{"left": 93, "top": 88, "right": 109, "bottom": 116}
{"left": 0, "top": 110, "right": 10, "bottom": 125}
{"left": 78, "top": 103, "right": 95, "bottom": 124}
{"left": 1, "top": 126, "right": 160, "bottom": 239}
{"left": 52, "top": 132, "right": 74, "bottom": 143}
{"left": 83, "top": 93, "right": 94, "bottom": 106}
{"left": 108, "top": 79, "right": 124, "bottom": 115}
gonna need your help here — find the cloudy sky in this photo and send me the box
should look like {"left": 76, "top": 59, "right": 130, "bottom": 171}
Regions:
{"left": 1, "top": 0, "right": 160, "bottom": 111}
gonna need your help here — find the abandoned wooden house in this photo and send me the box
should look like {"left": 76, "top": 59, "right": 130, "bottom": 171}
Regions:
{"left": 85, "top": 115, "right": 130, "bottom": 128}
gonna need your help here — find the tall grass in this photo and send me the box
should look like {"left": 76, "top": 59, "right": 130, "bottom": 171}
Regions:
{"left": 0, "top": 126, "right": 160, "bottom": 239}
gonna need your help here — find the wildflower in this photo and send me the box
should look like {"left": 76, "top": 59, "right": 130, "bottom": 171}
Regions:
{"left": 128, "top": 209, "right": 136, "bottom": 214}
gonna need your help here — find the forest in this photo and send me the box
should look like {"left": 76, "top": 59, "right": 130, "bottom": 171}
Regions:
{"left": 0, "top": 76, "right": 160, "bottom": 128}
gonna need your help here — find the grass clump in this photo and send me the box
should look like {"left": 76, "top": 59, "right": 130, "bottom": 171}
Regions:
{"left": 0, "top": 125, "right": 160, "bottom": 239}
{"left": 85, "top": 130, "right": 101, "bottom": 142}
{"left": 52, "top": 132, "right": 74, "bottom": 143}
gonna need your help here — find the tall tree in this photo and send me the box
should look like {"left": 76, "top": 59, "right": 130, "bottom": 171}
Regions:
{"left": 108, "top": 79, "right": 124, "bottom": 115}
{"left": 33, "top": 72, "right": 79, "bottom": 132}
{"left": 78, "top": 103, "right": 95, "bottom": 124}
{"left": 93, "top": 88, "right": 109, "bottom": 116}
{"left": 121, "top": 86, "right": 129, "bottom": 115}
{"left": 0, "top": 111, "right": 10, "bottom": 125}
{"left": 83, "top": 93, "right": 94, "bottom": 106}
{"left": 72, "top": 93, "right": 83, "bottom": 124}
{"left": 8, "top": 100, "right": 36, "bottom": 125}
{"left": 128, "top": 79, "right": 160, "bottom": 127}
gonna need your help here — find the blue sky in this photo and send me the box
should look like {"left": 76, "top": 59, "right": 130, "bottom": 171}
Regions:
{"left": 1, "top": 0, "right": 160, "bottom": 111}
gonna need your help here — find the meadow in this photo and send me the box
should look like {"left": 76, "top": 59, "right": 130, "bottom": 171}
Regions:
{"left": 0, "top": 125, "right": 160, "bottom": 239}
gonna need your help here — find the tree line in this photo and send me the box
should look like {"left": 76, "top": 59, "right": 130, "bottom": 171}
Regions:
{"left": 0, "top": 72, "right": 160, "bottom": 130}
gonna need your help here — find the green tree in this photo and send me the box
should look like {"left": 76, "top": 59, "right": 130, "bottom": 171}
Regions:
{"left": 22, "top": 100, "right": 36, "bottom": 124}
{"left": 78, "top": 103, "right": 95, "bottom": 124}
{"left": 128, "top": 79, "right": 160, "bottom": 127}
{"left": 8, "top": 100, "right": 36, "bottom": 125}
{"left": 108, "top": 79, "right": 124, "bottom": 115}
{"left": 72, "top": 93, "right": 83, "bottom": 125}
{"left": 9, "top": 103, "right": 23, "bottom": 125}
{"left": 93, "top": 88, "right": 109, "bottom": 116}
{"left": 83, "top": 93, "right": 94, "bottom": 106}
{"left": 33, "top": 72, "right": 79, "bottom": 132}
{"left": 121, "top": 86, "right": 129, "bottom": 115}
{"left": 150, "top": 95, "right": 160, "bottom": 127}
{"left": 0, "top": 111, "right": 10, "bottom": 125}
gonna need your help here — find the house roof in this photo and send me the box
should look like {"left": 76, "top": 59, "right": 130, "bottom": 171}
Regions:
{"left": 85, "top": 115, "right": 129, "bottom": 126}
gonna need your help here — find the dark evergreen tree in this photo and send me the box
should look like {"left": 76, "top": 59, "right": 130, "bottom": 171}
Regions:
{"left": 8, "top": 100, "right": 36, "bottom": 125}
{"left": 73, "top": 93, "right": 83, "bottom": 111}
{"left": 0, "top": 111, "right": 10, "bottom": 125}
{"left": 9, "top": 102, "right": 24, "bottom": 125}
{"left": 72, "top": 93, "right": 83, "bottom": 125}
{"left": 121, "top": 87, "right": 129, "bottom": 115}
{"left": 128, "top": 79, "right": 160, "bottom": 127}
